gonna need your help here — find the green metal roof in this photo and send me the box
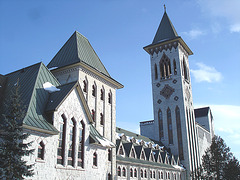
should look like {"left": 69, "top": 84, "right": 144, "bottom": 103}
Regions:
{"left": 47, "top": 31, "right": 110, "bottom": 77}
{"left": 1, "top": 62, "right": 60, "bottom": 134}
{"left": 116, "top": 127, "right": 155, "bottom": 143}
{"left": 152, "top": 12, "right": 179, "bottom": 44}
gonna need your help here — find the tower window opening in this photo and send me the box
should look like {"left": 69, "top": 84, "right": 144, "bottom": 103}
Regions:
{"left": 100, "top": 88, "right": 104, "bottom": 100}
{"left": 176, "top": 106, "right": 184, "bottom": 160}
{"left": 91, "top": 109, "right": 95, "bottom": 122}
{"left": 78, "top": 121, "right": 85, "bottom": 168}
{"left": 167, "top": 108, "right": 173, "bottom": 144}
{"left": 160, "top": 54, "right": 172, "bottom": 79}
{"left": 100, "top": 113, "right": 104, "bottom": 125}
{"left": 158, "top": 109, "right": 164, "bottom": 140}
{"left": 173, "top": 59, "right": 177, "bottom": 75}
{"left": 93, "top": 152, "right": 97, "bottom": 166}
{"left": 83, "top": 80, "right": 87, "bottom": 93}
{"left": 155, "top": 64, "right": 158, "bottom": 80}
{"left": 37, "top": 141, "right": 45, "bottom": 160}
{"left": 57, "top": 114, "right": 66, "bottom": 165}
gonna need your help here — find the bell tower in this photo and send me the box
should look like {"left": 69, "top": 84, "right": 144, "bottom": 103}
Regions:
{"left": 143, "top": 9, "right": 199, "bottom": 175}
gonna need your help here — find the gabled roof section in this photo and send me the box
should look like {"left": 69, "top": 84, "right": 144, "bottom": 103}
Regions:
{"left": 123, "top": 143, "right": 133, "bottom": 157}
{"left": 152, "top": 12, "right": 178, "bottom": 44}
{"left": 1, "top": 62, "right": 60, "bottom": 134}
{"left": 47, "top": 31, "right": 110, "bottom": 77}
{"left": 45, "top": 81, "right": 77, "bottom": 112}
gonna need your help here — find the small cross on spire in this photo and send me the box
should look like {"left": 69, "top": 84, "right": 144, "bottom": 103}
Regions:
{"left": 164, "top": 4, "right": 166, "bottom": 12}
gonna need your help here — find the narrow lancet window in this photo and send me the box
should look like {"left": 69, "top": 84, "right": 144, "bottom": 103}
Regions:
{"left": 57, "top": 115, "right": 66, "bottom": 165}
{"left": 175, "top": 106, "right": 184, "bottom": 160}
{"left": 78, "top": 121, "right": 85, "bottom": 168}
{"left": 155, "top": 64, "right": 158, "bottom": 79}
{"left": 173, "top": 59, "right": 177, "bottom": 75}
{"left": 167, "top": 108, "right": 173, "bottom": 144}
{"left": 158, "top": 109, "right": 164, "bottom": 140}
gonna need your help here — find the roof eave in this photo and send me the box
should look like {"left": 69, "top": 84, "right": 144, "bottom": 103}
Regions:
{"left": 23, "top": 123, "right": 58, "bottom": 135}
{"left": 143, "top": 37, "right": 193, "bottom": 56}
{"left": 50, "top": 62, "right": 124, "bottom": 89}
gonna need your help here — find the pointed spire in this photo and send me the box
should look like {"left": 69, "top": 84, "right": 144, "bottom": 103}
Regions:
{"left": 152, "top": 10, "right": 179, "bottom": 44}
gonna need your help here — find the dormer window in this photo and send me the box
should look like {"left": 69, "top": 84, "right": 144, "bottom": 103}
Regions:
{"left": 119, "top": 146, "right": 124, "bottom": 155}
{"left": 130, "top": 149, "right": 135, "bottom": 158}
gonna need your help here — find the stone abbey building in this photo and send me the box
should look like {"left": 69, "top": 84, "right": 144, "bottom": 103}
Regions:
{"left": 0, "top": 10, "right": 214, "bottom": 180}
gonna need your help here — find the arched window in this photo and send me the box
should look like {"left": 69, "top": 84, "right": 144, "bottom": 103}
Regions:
{"left": 173, "top": 59, "right": 177, "bottom": 75}
{"left": 130, "top": 149, "right": 135, "bottom": 158}
{"left": 176, "top": 106, "right": 184, "bottom": 160}
{"left": 119, "top": 146, "right": 124, "bottom": 155}
{"left": 68, "top": 118, "right": 76, "bottom": 166}
{"left": 134, "top": 168, "right": 137, "bottom": 177}
{"left": 168, "top": 172, "right": 170, "bottom": 179}
{"left": 183, "top": 59, "right": 188, "bottom": 81}
{"left": 160, "top": 54, "right": 172, "bottom": 79}
{"left": 108, "top": 173, "right": 111, "bottom": 180}
{"left": 83, "top": 80, "right": 87, "bottom": 93}
{"left": 78, "top": 121, "right": 85, "bottom": 167}
{"left": 108, "top": 149, "right": 111, "bottom": 161}
{"left": 122, "top": 167, "right": 126, "bottom": 177}
{"left": 93, "top": 152, "right": 97, "bottom": 166}
{"left": 167, "top": 108, "right": 173, "bottom": 144}
{"left": 91, "top": 109, "right": 95, "bottom": 122}
{"left": 130, "top": 168, "right": 133, "bottom": 177}
{"left": 117, "top": 166, "right": 121, "bottom": 176}
{"left": 100, "top": 113, "right": 104, "bottom": 125}
{"left": 108, "top": 92, "right": 112, "bottom": 104}
{"left": 144, "top": 170, "right": 147, "bottom": 178}
{"left": 92, "top": 84, "right": 96, "bottom": 97}
{"left": 153, "top": 171, "right": 156, "bottom": 178}
{"left": 150, "top": 170, "right": 152, "bottom": 178}
{"left": 100, "top": 88, "right": 104, "bottom": 100}
{"left": 141, "top": 151, "right": 145, "bottom": 160}
{"left": 57, "top": 115, "right": 66, "bottom": 165}
{"left": 155, "top": 64, "right": 158, "bottom": 79}
{"left": 141, "top": 169, "right": 143, "bottom": 178}
{"left": 37, "top": 141, "right": 45, "bottom": 160}
{"left": 158, "top": 109, "right": 164, "bottom": 140}
{"left": 161, "top": 172, "right": 163, "bottom": 179}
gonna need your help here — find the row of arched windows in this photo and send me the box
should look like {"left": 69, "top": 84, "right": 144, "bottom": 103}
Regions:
{"left": 158, "top": 106, "right": 184, "bottom": 159}
{"left": 154, "top": 54, "right": 190, "bottom": 81}
{"left": 83, "top": 80, "right": 112, "bottom": 104}
{"left": 57, "top": 114, "right": 85, "bottom": 168}
{"left": 91, "top": 110, "right": 104, "bottom": 125}
{"left": 117, "top": 166, "right": 180, "bottom": 179}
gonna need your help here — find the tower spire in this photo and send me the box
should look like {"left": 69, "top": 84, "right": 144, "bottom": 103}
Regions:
{"left": 164, "top": 4, "right": 166, "bottom": 13}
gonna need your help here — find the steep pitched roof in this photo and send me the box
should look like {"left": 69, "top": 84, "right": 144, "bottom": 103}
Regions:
{"left": 1, "top": 63, "right": 60, "bottom": 134}
{"left": 194, "top": 107, "right": 210, "bottom": 118}
{"left": 47, "top": 31, "right": 110, "bottom": 77}
{"left": 152, "top": 12, "right": 179, "bottom": 44}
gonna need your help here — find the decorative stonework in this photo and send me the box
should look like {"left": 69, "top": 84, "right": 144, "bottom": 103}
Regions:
{"left": 149, "top": 41, "right": 178, "bottom": 55}
{"left": 157, "top": 99, "right": 162, "bottom": 104}
{"left": 172, "top": 79, "right": 177, "bottom": 84}
{"left": 160, "top": 84, "right": 175, "bottom": 99}
{"left": 174, "top": 96, "right": 179, "bottom": 101}
{"left": 156, "top": 83, "right": 161, "bottom": 87}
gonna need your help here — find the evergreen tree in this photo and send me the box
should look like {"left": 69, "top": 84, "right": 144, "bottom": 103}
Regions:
{"left": 0, "top": 81, "right": 34, "bottom": 180}
{"left": 224, "top": 156, "right": 240, "bottom": 180}
{"left": 191, "top": 135, "right": 240, "bottom": 180}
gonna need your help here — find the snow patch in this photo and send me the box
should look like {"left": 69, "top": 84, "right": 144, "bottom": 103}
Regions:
{"left": 96, "top": 137, "right": 115, "bottom": 148}
{"left": 173, "top": 165, "right": 185, "bottom": 170}
{"left": 43, "top": 82, "right": 60, "bottom": 93}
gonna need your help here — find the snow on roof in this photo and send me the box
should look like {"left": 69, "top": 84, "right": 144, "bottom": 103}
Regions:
{"left": 173, "top": 165, "right": 185, "bottom": 170}
{"left": 43, "top": 82, "right": 60, "bottom": 93}
{"left": 96, "top": 136, "right": 115, "bottom": 148}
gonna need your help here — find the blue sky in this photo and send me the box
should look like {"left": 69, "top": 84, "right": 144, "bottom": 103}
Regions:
{"left": 1, "top": 0, "right": 240, "bottom": 159}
